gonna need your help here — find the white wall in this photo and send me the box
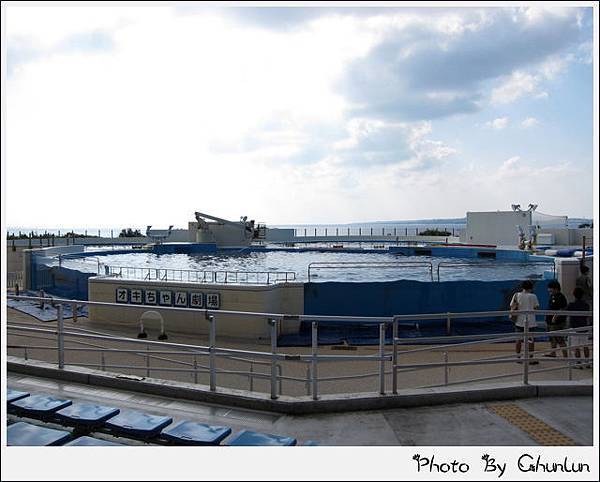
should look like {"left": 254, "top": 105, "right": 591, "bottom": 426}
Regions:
{"left": 265, "top": 228, "right": 295, "bottom": 242}
{"left": 465, "top": 211, "right": 532, "bottom": 246}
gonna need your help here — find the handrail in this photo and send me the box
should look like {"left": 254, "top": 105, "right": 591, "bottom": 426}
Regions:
{"left": 6, "top": 294, "right": 593, "bottom": 400}
{"left": 308, "top": 261, "right": 434, "bottom": 282}
{"left": 103, "top": 265, "right": 296, "bottom": 285}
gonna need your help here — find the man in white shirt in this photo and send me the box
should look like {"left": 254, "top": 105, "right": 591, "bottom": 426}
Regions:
{"left": 510, "top": 280, "right": 540, "bottom": 364}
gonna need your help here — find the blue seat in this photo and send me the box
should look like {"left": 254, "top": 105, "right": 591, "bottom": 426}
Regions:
{"left": 161, "top": 421, "right": 232, "bottom": 446}
{"left": 105, "top": 410, "right": 172, "bottom": 439}
{"left": 65, "top": 436, "right": 123, "bottom": 446}
{"left": 54, "top": 403, "right": 120, "bottom": 428}
{"left": 9, "top": 394, "right": 72, "bottom": 417}
{"left": 7, "top": 421, "right": 71, "bottom": 446}
{"left": 226, "top": 429, "right": 297, "bottom": 446}
{"left": 7, "top": 389, "right": 30, "bottom": 404}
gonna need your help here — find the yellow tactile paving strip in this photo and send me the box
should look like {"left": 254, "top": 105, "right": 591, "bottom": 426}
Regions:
{"left": 487, "top": 403, "right": 576, "bottom": 446}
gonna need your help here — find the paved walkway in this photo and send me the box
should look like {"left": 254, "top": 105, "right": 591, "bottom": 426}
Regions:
{"left": 7, "top": 372, "right": 592, "bottom": 446}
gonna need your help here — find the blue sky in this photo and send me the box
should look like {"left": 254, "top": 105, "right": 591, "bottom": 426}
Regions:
{"left": 3, "top": 5, "right": 596, "bottom": 228}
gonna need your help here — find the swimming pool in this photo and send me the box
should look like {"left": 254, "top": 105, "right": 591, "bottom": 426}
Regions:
{"left": 57, "top": 248, "right": 553, "bottom": 283}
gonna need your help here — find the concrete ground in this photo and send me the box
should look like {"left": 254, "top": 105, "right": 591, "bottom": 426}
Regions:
{"left": 6, "top": 308, "right": 593, "bottom": 397}
{"left": 6, "top": 372, "right": 593, "bottom": 446}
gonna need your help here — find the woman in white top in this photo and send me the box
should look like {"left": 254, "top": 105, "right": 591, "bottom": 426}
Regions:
{"left": 510, "top": 280, "right": 540, "bottom": 364}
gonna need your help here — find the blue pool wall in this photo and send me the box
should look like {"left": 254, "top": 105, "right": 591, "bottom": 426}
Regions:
{"left": 388, "top": 245, "right": 553, "bottom": 262}
{"left": 304, "top": 279, "right": 550, "bottom": 317}
{"left": 290, "top": 279, "right": 552, "bottom": 345}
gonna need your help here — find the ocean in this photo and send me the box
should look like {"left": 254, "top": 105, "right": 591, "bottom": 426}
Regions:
{"left": 6, "top": 218, "right": 589, "bottom": 239}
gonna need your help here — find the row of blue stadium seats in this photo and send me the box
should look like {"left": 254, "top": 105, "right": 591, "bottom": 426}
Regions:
{"left": 7, "top": 388, "right": 317, "bottom": 446}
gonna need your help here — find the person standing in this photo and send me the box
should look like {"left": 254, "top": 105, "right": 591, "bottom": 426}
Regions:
{"left": 510, "top": 280, "right": 540, "bottom": 364}
{"left": 566, "top": 287, "right": 591, "bottom": 369}
{"left": 576, "top": 265, "right": 593, "bottom": 310}
{"left": 544, "top": 280, "right": 568, "bottom": 358}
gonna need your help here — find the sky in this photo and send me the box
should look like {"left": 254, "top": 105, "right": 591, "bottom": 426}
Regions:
{"left": 2, "top": 4, "right": 597, "bottom": 228}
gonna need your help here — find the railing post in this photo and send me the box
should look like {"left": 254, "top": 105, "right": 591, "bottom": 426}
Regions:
{"left": 208, "top": 314, "right": 216, "bottom": 391}
{"left": 304, "top": 365, "right": 311, "bottom": 396}
{"left": 249, "top": 362, "right": 254, "bottom": 392}
{"left": 57, "top": 304, "right": 64, "bottom": 369}
{"left": 567, "top": 332, "right": 573, "bottom": 381}
{"left": 269, "top": 318, "right": 279, "bottom": 400}
{"left": 392, "top": 319, "right": 398, "bottom": 394}
{"left": 146, "top": 345, "right": 151, "bottom": 378}
{"left": 522, "top": 319, "right": 529, "bottom": 385}
{"left": 311, "top": 322, "right": 318, "bottom": 400}
{"left": 193, "top": 356, "right": 198, "bottom": 384}
{"left": 444, "top": 351, "right": 449, "bottom": 385}
{"left": 101, "top": 352, "right": 106, "bottom": 371}
{"left": 446, "top": 313, "right": 451, "bottom": 335}
{"left": 278, "top": 364, "right": 283, "bottom": 396}
{"left": 379, "top": 323, "right": 386, "bottom": 395}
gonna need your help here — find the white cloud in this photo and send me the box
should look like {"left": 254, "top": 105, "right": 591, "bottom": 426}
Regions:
{"left": 490, "top": 50, "right": 581, "bottom": 105}
{"left": 498, "top": 155, "right": 574, "bottom": 179}
{"left": 491, "top": 72, "right": 539, "bottom": 104}
{"left": 521, "top": 117, "right": 540, "bottom": 128}
{"left": 4, "top": 6, "right": 593, "bottom": 226}
{"left": 485, "top": 117, "right": 509, "bottom": 129}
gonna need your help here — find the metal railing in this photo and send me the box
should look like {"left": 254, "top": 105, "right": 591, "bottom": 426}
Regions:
{"left": 6, "top": 294, "right": 593, "bottom": 402}
{"left": 7, "top": 271, "right": 24, "bottom": 289}
{"left": 436, "top": 261, "right": 556, "bottom": 282}
{"left": 307, "top": 261, "right": 434, "bottom": 282}
{"left": 293, "top": 226, "right": 460, "bottom": 237}
{"left": 104, "top": 266, "right": 296, "bottom": 285}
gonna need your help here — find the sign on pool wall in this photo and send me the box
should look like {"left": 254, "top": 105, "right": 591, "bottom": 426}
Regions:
{"left": 115, "top": 288, "right": 220, "bottom": 309}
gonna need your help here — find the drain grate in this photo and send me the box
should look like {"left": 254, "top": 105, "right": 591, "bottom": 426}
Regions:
{"left": 487, "top": 403, "right": 576, "bottom": 446}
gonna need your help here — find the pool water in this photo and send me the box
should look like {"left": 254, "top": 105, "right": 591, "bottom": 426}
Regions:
{"left": 58, "top": 249, "right": 552, "bottom": 283}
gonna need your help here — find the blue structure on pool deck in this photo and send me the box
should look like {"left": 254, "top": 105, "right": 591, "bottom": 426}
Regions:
{"left": 279, "top": 279, "right": 552, "bottom": 345}
{"left": 388, "top": 245, "right": 552, "bottom": 261}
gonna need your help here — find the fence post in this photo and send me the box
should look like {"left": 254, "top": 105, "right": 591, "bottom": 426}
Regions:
{"left": 567, "top": 332, "right": 573, "bottom": 381}
{"left": 311, "top": 322, "right": 318, "bottom": 400}
{"left": 278, "top": 365, "right": 283, "bottom": 396}
{"left": 305, "top": 365, "right": 311, "bottom": 396}
{"left": 249, "top": 362, "right": 254, "bottom": 392}
{"left": 379, "top": 323, "right": 386, "bottom": 395}
{"left": 193, "top": 356, "right": 198, "bottom": 384}
{"left": 209, "top": 314, "right": 216, "bottom": 391}
{"left": 101, "top": 352, "right": 106, "bottom": 371}
{"left": 392, "top": 319, "right": 398, "bottom": 394}
{"left": 522, "top": 320, "right": 529, "bottom": 385}
{"left": 146, "top": 345, "right": 151, "bottom": 378}
{"left": 269, "top": 318, "right": 279, "bottom": 400}
{"left": 57, "top": 304, "right": 64, "bottom": 369}
{"left": 446, "top": 313, "right": 452, "bottom": 335}
{"left": 444, "top": 351, "right": 449, "bottom": 385}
